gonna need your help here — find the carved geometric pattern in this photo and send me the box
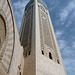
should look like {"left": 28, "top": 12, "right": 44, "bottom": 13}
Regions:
{"left": 21, "top": 6, "right": 33, "bottom": 57}
{"left": 39, "top": 6, "right": 60, "bottom": 63}
{"left": 22, "top": 7, "right": 33, "bottom": 48}
{"left": 39, "top": 7, "right": 53, "bottom": 49}
{"left": 0, "top": 0, "right": 15, "bottom": 74}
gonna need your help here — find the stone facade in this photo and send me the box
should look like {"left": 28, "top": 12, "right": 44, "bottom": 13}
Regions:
{"left": 20, "top": 0, "right": 66, "bottom": 75}
{"left": 0, "top": 0, "right": 24, "bottom": 75}
{"left": 0, "top": 0, "right": 66, "bottom": 75}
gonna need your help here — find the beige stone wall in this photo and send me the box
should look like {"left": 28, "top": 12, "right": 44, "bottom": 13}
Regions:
{"left": 20, "top": 0, "right": 66, "bottom": 75}
{"left": 36, "top": 1, "right": 66, "bottom": 75}
{"left": 21, "top": 2, "right": 36, "bottom": 75}
{"left": 0, "top": 0, "right": 24, "bottom": 75}
{"left": 36, "top": 54, "right": 66, "bottom": 75}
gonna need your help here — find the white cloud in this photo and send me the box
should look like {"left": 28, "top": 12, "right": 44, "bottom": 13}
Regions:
{"left": 63, "top": 58, "right": 75, "bottom": 75}
{"left": 57, "top": 38, "right": 75, "bottom": 75}
{"left": 12, "top": 0, "right": 29, "bottom": 31}
{"left": 65, "top": 21, "right": 72, "bottom": 27}
{"left": 59, "top": 0, "right": 75, "bottom": 25}
{"left": 55, "top": 30, "right": 74, "bottom": 56}
{"left": 55, "top": 30, "right": 66, "bottom": 50}
{"left": 58, "top": 40, "right": 75, "bottom": 75}
{"left": 72, "top": 42, "right": 75, "bottom": 48}
{"left": 44, "top": 0, "right": 60, "bottom": 11}
{"left": 62, "top": 46, "right": 74, "bottom": 57}
{"left": 60, "top": 10, "right": 68, "bottom": 24}
{"left": 58, "top": 39, "right": 66, "bottom": 50}
{"left": 55, "top": 30, "right": 63, "bottom": 38}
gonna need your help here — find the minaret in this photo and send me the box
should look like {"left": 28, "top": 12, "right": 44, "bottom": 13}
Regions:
{"left": 20, "top": 0, "right": 66, "bottom": 75}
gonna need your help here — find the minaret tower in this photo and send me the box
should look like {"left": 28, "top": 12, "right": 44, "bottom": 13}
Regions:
{"left": 20, "top": 0, "right": 66, "bottom": 75}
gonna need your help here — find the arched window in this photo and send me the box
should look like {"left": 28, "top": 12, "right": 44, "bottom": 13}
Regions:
{"left": 42, "top": 50, "right": 44, "bottom": 55}
{"left": 57, "top": 60, "right": 60, "bottom": 64}
{"left": 49, "top": 52, "right": 52, "bottom": 60}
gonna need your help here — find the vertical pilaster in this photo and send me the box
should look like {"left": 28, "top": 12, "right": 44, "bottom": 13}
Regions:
{"left": 34, "top": 0, "right": 42, "bottom": 75}
{"left": 35, "top": 0, "right": 41, "bottom": 54}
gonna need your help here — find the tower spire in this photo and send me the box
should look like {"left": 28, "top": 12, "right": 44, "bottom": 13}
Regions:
{"left": 20, "top": 0, "right": 67, "bottom": 75}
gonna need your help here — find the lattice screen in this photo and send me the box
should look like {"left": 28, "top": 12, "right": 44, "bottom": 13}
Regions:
{"left": 39, "top": 6, "right": 60, "bottom": 63}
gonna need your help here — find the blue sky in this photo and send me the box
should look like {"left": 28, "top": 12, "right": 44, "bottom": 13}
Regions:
{"left": 11, "top": 0, "right": 75, "bottom": 75}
